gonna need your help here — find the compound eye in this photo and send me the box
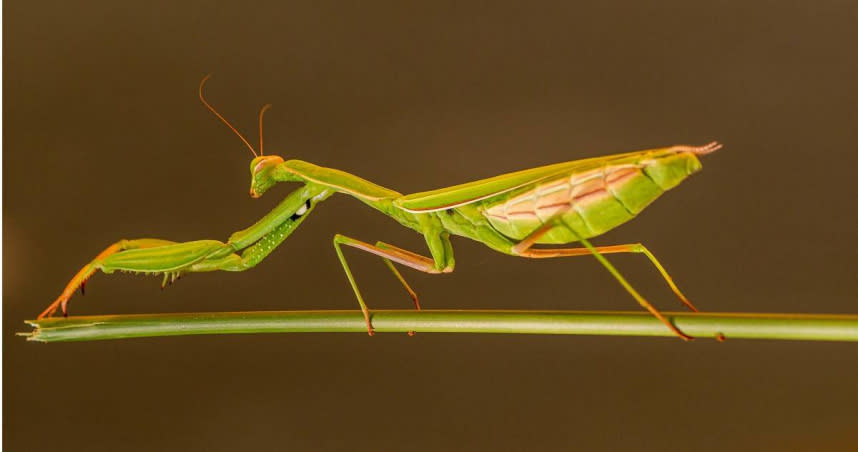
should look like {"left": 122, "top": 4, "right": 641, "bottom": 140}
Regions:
{"left": 253, "top": 156, "right": 278, "bottom": 174}
{"left": 251, "top": 155, "right": 284, "bottom": 176}
{"left": 253, "top": 160, "right": 268, "bottom": 174}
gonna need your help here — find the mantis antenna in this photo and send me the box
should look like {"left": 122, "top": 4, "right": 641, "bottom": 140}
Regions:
{"left": 258, "top": 104, "right": 271, "bottom": 156}
{"left": 198, "top": 74, "right": 259, "bottom": 158}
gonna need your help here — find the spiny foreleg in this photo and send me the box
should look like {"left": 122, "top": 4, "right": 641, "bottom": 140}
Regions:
{"left": 39, "top": 229, "right": 302, "bottom": 320}
{"left": 189, "top": 211, "right": 316, "bottom": 273}
{"left": 38, "top": 238, "right": 180, "bottom": 319}
{"left": 192, "top": 185, "right": 332, "bottom": 272}
{"left": 38, "top": 184, "right": 332, "bottom": 319}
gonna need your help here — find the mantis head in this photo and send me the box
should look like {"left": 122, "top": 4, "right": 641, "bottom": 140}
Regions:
{"left": 249, "top": 155, "right": 284, "bottom": 198}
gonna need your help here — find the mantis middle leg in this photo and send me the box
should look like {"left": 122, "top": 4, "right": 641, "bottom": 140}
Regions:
{"left": 333, "top": 231, "right": 454, "bottom": 335}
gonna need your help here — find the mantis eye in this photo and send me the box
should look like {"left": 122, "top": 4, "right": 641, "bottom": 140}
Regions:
{"left": 253, "top": 160, "right": 268, "bottom": 174}
{"left": 251, "top": 155, "right": 284, "bottom": 175}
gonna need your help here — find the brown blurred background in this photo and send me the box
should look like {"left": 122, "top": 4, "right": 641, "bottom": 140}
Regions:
{"left": 4, "top": 1, "right": 857, "bottom": 450}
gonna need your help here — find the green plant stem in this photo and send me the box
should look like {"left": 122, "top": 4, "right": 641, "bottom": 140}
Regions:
{"left": 21, "top": 310, "right": 858, "bottom": 343}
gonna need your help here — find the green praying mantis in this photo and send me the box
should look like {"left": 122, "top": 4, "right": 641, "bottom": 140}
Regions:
{"left": 38, "top": 76, "right": 722, "bottom": 341}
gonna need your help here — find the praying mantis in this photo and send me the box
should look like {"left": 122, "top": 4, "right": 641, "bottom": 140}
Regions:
{"left": 38, "top": 75, "right": 721, "bottom": 341}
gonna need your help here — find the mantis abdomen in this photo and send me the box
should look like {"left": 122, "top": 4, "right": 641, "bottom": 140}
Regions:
{"left": 481, "top": 149, "right": 703, "bottom": 244}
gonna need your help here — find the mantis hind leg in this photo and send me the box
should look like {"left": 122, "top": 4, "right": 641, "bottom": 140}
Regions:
{"left": 512, "top": 224, "right": 695, "bottom": 341}
{"left": 514, "top": 242, "right": 698, "bottom": 312}
{"left": 38, "top": 238, "right": 179, "bottom": 319}
{"left": 333, "top": 234, "right": 448, "bottom": 336}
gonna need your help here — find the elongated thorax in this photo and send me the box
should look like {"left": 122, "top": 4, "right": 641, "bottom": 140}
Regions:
{"left": 481, "top": 148, "right": 704, "bottom": 244}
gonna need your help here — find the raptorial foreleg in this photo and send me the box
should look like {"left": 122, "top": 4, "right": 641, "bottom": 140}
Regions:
{"left": 38, "top": 238, "right": 180, "bottom": 319}
{"left": 38, "top": 184, "right": 332, "bottom": 319}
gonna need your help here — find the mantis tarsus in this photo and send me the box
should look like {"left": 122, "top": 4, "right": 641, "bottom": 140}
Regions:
{"left": 38, "top": 76, "right": 722, "bottom": 341}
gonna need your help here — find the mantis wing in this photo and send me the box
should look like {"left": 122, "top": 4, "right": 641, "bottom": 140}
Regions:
{"left": 394, "top": 149, "right": 647, "bottom": 213}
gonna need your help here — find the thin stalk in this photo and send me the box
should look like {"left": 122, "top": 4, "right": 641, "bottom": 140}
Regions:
{"left": 20, "top": 310, "right": 858, "bottom": 343}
